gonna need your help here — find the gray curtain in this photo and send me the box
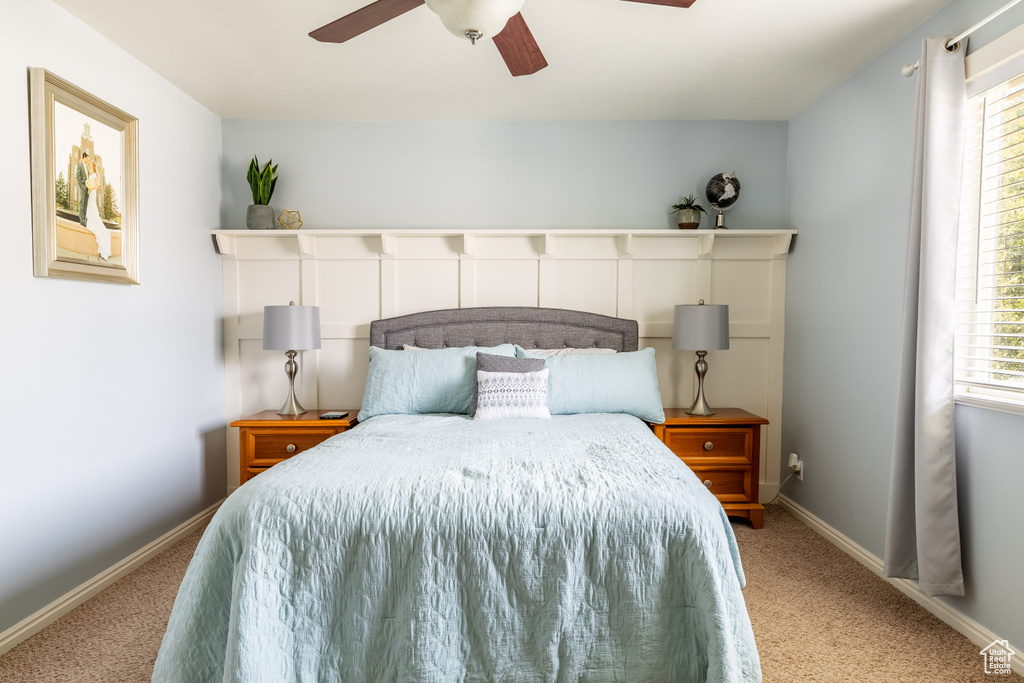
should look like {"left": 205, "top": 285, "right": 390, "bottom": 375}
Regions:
{"left": 885, "top": 36, "right": 967, "bottom": 597}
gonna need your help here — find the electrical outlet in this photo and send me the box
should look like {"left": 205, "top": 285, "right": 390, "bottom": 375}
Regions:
{"left": 788, "top": 452, "right": 804, "bottom": 481}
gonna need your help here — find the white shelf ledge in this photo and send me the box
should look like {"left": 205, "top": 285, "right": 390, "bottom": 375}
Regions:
{"left": 212, "top": 228, "right": 797, "bottom": 260}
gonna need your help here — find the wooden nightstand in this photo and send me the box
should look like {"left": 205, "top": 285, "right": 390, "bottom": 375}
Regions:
{"left": 651, "top": 408, "right": 769, "bottom": 529}
{"left": 231, "top": 410, "right": 358, "bottom": 484}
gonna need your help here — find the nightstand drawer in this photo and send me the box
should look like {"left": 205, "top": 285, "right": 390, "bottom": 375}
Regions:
{"left": 249, "top": 430, "right": 337, "bottom": 467}
{"left": 663, "top": 429, "right": 750, "bottom": 462}
{"left": 689, "top": 467, "right": 754, "bottom": 502}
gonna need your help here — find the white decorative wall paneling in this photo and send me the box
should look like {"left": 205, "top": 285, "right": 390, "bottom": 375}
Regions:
{"left": 214, "top": 229, "right": 796, "bottom": 498}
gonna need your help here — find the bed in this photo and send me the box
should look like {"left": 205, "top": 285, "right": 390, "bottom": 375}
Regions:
{"left": 153, "top": 307, "right": 760, "bottom": 682}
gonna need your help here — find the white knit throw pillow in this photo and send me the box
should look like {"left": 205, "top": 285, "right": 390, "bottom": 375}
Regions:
{"left": 474, "top": 369, "right": 551, "bottom": 419}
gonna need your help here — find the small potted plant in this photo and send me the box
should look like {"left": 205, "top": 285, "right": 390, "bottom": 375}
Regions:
{"left": 671, "top": 194, "right": 708, "bottom": 229}
{"left": 245, "top": 156, "right": 279, "bottom": 230}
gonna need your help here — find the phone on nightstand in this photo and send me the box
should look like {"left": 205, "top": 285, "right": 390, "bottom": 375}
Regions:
{"left": 319, "top": 411, "right": 349, "bottom": 419}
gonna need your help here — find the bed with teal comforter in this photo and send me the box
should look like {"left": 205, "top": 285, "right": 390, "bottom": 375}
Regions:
{"left": 153, "top": 413, "right": 760, "bottom": 682}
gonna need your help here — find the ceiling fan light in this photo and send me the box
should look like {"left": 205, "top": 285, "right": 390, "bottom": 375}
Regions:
{"left": 423, "top": 0, "right": 526, "bottom": 42}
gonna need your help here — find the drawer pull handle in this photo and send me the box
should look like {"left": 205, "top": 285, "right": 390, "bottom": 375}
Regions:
{"left": 703, "top": 479, "right": 713, "bottom": 489}
{"left": 704, "top": 441, "right": 714, "bottom": 451}
{"left": 286, "top": 444, "right": 296, "bottom": 453}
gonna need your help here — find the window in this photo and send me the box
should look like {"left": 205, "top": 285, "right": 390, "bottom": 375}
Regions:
{"left": 955, "top": 71, "right": 1024, "bottom": 408}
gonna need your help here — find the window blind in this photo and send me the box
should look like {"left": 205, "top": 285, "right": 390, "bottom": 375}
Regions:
{"left": 955, "top": 71, "right": 1024, "bottom": 401}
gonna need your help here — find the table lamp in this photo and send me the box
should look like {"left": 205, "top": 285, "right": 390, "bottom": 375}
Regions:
{"left": 263, "top": 301, "right": 321, "bottom": 415}
{"left": 673, "top": 300, "right": 730, "bottom": 416}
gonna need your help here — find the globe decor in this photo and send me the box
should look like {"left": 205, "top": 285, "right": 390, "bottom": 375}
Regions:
{"left": 706, "top": 173, "right": 741, "bottom": 229}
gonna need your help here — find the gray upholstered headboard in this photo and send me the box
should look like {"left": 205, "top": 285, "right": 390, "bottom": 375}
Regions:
{"left": 369, "top": 307, "right": 638, "bottom": 352}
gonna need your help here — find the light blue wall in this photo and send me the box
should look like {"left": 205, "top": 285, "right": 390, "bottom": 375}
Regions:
{"left": 221, "top": 120, "right": 788, "bottom": 231}
{"left": 0, "top": 0, "right": 225, "bottom": 634}
{"left": 784, "top": 0, "right": 1024, "bottom": 649}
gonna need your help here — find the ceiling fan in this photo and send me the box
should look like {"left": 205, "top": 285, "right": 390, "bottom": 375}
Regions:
{"left": 310, "top": 0, "right": 697, "bottom": 77}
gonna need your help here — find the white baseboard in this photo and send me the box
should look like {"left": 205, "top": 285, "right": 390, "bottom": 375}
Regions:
{"left": 759, "top": 482, "right": 780, "bottom": 504}
{"left": 777, "top": 495, "right": 1024, "bottom": 677}
{"left": 0, "top": 500, "right": 223, "bottom": 657}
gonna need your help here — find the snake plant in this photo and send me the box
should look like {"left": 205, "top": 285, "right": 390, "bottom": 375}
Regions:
{"left": 247, "top": 156, "right": 279, "bottom": 205}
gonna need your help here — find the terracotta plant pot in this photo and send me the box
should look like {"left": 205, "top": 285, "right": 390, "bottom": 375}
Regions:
{"left": 677, "top": 208, "right": 703, "bottom": 229}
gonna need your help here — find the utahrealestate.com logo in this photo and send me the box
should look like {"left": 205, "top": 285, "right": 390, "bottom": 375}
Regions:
{"left": 980, "top": 640, "right": 1015, "bottom": 675}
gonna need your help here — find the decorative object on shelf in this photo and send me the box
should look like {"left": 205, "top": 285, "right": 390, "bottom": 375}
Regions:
{"left": 28, "top": 68, "right": 139, "bottom": 285}
{"left": 705, "top": 173, "right": 741, "bottom": 229}
{"left": 263, "top": 301, "right": 322, "bottom": 415}
{"left": 673, "top": 300, "right": 730, "bottom": 416}
{"left": 670, "top": 194, "right": 708, "bottom": 229}
{"left": 278, "top": 210, "right": 303, "bottom": 230}
{"left": 247, "top": 205, "right": 276, "bottom": 230}
{"left": 246, "top": 156, "right": 278, "bottom": 230}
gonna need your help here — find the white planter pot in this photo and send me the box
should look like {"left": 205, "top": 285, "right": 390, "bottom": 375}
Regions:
{"left": 677, "top": 208, "right": 703, "bottom": 229}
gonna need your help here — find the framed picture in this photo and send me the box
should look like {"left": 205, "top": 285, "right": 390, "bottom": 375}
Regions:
{"left": 29, "top": 68, "right": 139, "bottom": 284}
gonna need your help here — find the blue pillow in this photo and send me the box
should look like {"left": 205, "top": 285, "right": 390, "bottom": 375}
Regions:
{"left": 358, "top": 345, "right": 516, "bottom": 421}
{"left": 523, "top": 347, "right": 665, "bottom": 423}
{"left": 514, "top": 345, "right": 617, "bottom": 358}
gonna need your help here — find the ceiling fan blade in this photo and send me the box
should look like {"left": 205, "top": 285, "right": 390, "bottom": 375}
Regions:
{"left": 309, "top": 0, "right": 425, "bottom": 43}
{"left": 492, "top": 13, "right": 548, "bottom": 77}
{"left": 620, "top": 0, "right": 696, "bottom": 6}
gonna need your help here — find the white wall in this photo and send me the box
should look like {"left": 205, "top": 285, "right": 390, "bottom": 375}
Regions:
{"left": 784, "top": 0, "right": 1024, "bottom": 652}
{"left": 0, "top": 0, "right": 225, "bottom": 634}
{"left": 214, "top": 229, "right": 792, "bottom": 494}
{"left": 221, "top": 120, "right": 789, "bottom": 232}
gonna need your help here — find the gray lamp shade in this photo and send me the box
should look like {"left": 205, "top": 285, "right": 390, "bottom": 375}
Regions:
{"left": 673, "top": 303, "right": 730, "bottom": 351}
{"left": 262, "top": 304, "right": 322, "bottom": 351}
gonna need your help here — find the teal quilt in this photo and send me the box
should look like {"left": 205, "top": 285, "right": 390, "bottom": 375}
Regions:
{"left": 153, "top": 414, "right": 760, "bottom": 682}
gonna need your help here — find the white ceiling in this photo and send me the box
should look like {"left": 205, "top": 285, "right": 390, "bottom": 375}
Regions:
{"left": 52, "top": 0, "right": 949, "bottom": 120}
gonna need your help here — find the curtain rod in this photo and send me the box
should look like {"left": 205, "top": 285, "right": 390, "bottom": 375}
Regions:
{"left": 902, "top": 0, "right": 1023, "bottom": 76}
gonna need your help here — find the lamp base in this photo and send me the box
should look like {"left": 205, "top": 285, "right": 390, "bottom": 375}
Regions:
{"left": 685, "top": 394, "right": 716, "bottom": 416}
{"left": 684, "top": 350, "right": 716, "bottom": 416}
{"left": 276, "top": 350, "right": 307, "bottom": 416}
{"left": 277, "top": 394, "right": 307, "bottom": 416}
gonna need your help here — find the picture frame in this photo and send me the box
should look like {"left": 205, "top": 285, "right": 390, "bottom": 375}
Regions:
{"left": 29, "top": 68, "right": 139, "bottom": 285}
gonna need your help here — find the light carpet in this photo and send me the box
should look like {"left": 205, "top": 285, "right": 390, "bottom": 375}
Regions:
{"left": 0, "top": 505, "right": 1016, "bottom": 682}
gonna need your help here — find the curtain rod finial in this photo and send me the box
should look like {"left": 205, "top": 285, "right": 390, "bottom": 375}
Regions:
{"left": 902, "top": 61, "right": 920, "bottom": 78}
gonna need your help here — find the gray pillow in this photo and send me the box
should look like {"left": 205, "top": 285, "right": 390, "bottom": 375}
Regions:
{"left": 470, "top": 352, "right": 546, "bottom": 416}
